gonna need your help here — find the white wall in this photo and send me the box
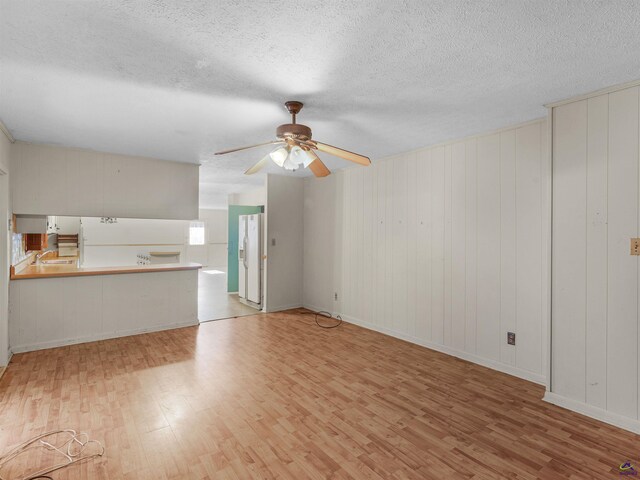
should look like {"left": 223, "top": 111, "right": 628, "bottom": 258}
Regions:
{"left": 265, "top": 174, "right": 304, "bottom": 312}
{"left": 0, "top": 126, "right": 12, "bottom": 366}
{"left": 56, "top": 216, "right": 81, "bottom": 234}
{"left": 303, "top": 174, "right": 343, "bottom": 314}
{"left": 303, "top": 119, "right": 549, "bottom": 385}
{"left": 229, "top": 186, "right": 266, "bottom": 207}
{"left": 548, "top": 83, "right": 640, "bottom": 433}
{"left": 9, "top": 269, "right": 198, "bottom": 353}
{"left": 10, "top": 142, "right": 199, "bottom": 219}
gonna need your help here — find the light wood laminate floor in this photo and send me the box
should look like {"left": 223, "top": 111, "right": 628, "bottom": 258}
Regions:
{"left": 0, "top": 309, "right": 638, "bottom": 479}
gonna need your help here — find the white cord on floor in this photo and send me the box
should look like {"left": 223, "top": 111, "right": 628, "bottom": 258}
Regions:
{"left": 0, "top": 429, "right": 104, "bottom": 480}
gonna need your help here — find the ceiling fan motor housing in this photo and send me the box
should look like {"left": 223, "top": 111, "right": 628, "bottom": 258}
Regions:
{"left": 276, "top": 123, "right": 312, "bottom": 141}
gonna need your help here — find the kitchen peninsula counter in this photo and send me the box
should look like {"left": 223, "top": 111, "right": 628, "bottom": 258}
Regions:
{"left": 11, "top": 261, "right": 202, "bottom": 280}
{"left": 9, "top": 259, "right": 201, "bottom": 353}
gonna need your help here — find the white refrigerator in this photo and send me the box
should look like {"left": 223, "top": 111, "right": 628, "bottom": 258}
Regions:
{"left": 238, "top": 213, "right": 263, "bottom": 308}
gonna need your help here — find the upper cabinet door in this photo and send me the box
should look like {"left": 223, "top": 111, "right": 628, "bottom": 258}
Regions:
{"left": 46, "top": 216, "right": 59, "bottom": 234}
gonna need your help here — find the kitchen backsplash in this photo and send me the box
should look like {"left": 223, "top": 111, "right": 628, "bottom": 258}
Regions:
{"left": 11, "top": 232, "right": 28, "bottom": 266}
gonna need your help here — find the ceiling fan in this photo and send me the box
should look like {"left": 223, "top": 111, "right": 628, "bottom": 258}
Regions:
{"left": 214, "top": 101, "right": 371, "bottom": 177}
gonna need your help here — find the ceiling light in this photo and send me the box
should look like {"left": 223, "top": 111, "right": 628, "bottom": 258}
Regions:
{"left": 283, "top": 154, "right": 298, "bottom": 171}
{"left": 289, "top": 146, "right": 313, "bottom": 168}
{"left": 215, "top": 101, "right": 370, "bottom": 178}
{"left": 269, "top": 146, "right": 289, "bottom": 167}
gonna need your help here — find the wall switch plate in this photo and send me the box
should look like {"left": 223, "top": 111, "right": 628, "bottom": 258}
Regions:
{"left": 271, "top": 238, "right": 276, "bottom": 246}
{"left": 631, "top": 238, "right": 640, "bottom": 255}
{"left": 334, "top": 292, "right": 338, "bottom": 301}
{"left": 507, "top": 332, "right": 516, "bottom": 345}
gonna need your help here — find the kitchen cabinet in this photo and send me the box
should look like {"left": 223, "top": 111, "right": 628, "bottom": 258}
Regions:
{"left": 46, "top": 216, "right": 59, "bottom": 234}
{"left": 15, "top": 215, "right": 59, "bottom": 234}
{"left": 25, "top": 233, "right": 48, "bottom": 251}
{"left": 15, "top": 215, "right": 47, "bottom": 234}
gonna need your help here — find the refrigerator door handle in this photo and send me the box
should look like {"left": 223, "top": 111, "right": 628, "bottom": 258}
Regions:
{"left": 243, "top": 235, "right": 249, "bottom": 269}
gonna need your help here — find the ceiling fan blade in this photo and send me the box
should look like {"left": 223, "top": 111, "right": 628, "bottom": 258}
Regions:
{"left": 293, "top": 138, "right": 370, "bottom": 166}
{"left": 306, "top": 151, "right": 331, "bottom": 178}
{"left": 244, "top": 154, "right": 271, "bottom": 175}
{"left": 313, "top": 141, "right": 370, "bottom": 166}
{"left": 215, "top": 140, "right": 283, "bottom": 156}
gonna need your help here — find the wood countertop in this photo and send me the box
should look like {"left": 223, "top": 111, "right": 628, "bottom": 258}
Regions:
{"left": 11, "top": 260, "right": 202, "bottom": 280}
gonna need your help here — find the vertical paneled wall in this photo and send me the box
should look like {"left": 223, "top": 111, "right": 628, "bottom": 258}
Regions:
{"left": 10, "top": 142, "right": 199, "bottom": 220}
{"left": 266, "top": 174, "right": 304, "bottom": 312}
{"left": 550, "top": 85, "right": 640, "bottom": 431}
{"left": 303, "top": 119, "right": 548, "bottom": 383}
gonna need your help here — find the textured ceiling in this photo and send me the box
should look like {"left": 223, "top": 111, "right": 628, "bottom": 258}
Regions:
{"left": 1, "top": 1, "right": 640, "bottom": 208}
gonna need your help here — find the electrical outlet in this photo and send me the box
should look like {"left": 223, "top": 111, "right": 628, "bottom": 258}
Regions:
{"left": 507, "top": 332, "right": 516, "bottom": 345}
{"left": 631, "top": 238, "right": 640, "bottom": 255}
{"left": 334, "top": 292, "right": 338, "bottom": 301}
{"left": 271, "top": 238, "right": 276, "bottom": 246}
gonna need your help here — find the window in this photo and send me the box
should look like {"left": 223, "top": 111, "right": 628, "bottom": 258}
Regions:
{"left": 189, "top": 221, "right": 205, "bottom": 245}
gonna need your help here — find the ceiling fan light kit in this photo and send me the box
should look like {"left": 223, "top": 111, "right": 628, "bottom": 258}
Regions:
{"left": 215, "top": 101, "right": 371, "bottom": 177}
{"left": 269, "top": 146, "right": 289, "bottom": 167}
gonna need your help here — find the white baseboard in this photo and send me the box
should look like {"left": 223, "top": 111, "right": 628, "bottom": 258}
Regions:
{"left": 10, "top": 320, "right": 199, "bottom": 354}
{"left": 543, "top": 392, "right": 640, "bottom": 434}
{"left": 303, "top": 303, "right": 546, "bottom": 386}
{"left": 266, "top": 303, "right": 303, "bottom": 313}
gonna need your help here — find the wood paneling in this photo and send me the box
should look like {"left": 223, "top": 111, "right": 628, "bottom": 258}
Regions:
{"left": 10, "top": 143, "right": 199, "bottom": 220}
{"left": 476, "top": 133, "right": 501, "bottom": 363}
{"left": 0, "top": 310, "right": 637, "bottom": 479}
{"left": 416, "top": 149, "right": 432, "bottom": 341}
{"left": 302, "top": 175, "right": 337, "bottom": 311}
{"left": 551, "top": 85, "right": 640, "bottom": 427}
{"left": 500, "top": 130, "right": 517, "bottom": 366}
{"left": 515, "top": 122, "right": 543, "bottom": 375}
{"left": 9, "top": 270, "right": 198, "bottom": 353}
{"left": 607, "top": 87, "right": 639, "bottom": 419}
{"left": 464, "top": 138, "right": 477, "bottom": 354}
{"left": 552, "top": 100, "right": 588, "bottom": 402}
{"left": 431, "top": 147, "right": 445, "bottom": 345}
{"left": 265, "top": 175, "right": 304, "bottom": 312}
{"left": 585, "top": 94, "right": 609, "bottom": 409}
{"left": 443, "top": 146, "right": 452, "bottom": 347}
{"left": 392, "top": 155, "right": 408, "bottom": 334}
{"left": 304, "top": 120, "right": 547, "bottom": 383}
{"left": 451, "top": 142, "right": 466, "bottom": 351}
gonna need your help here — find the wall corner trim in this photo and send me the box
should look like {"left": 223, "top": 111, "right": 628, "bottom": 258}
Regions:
{"left": 543, "top": 391, "right": 640, "bottom": 434}
{"left": 0, "top": 352, "right": 12, "bottom": 375}
{"left": 0, "top": 121, "right": 15, "bottom": 143}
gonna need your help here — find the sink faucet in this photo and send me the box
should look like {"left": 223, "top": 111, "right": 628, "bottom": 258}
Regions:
{"left": 35, "top": 251, "right": 49, "bottom": 264}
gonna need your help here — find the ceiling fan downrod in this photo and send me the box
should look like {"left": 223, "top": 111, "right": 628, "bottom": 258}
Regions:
{"left": 284, "top": 100, "right": 303, "bottom": 125}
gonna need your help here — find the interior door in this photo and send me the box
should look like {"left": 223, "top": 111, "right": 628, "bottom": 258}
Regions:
{"left": 238, "top": 215, "right": 247, "bottom": 299}
{"left": 246, "top": 214, "right": 262, "bottom": 304}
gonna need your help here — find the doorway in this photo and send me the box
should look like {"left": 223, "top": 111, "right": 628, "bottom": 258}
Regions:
{"left": 197, "top": 205, "right": 263, "bottom": 322}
